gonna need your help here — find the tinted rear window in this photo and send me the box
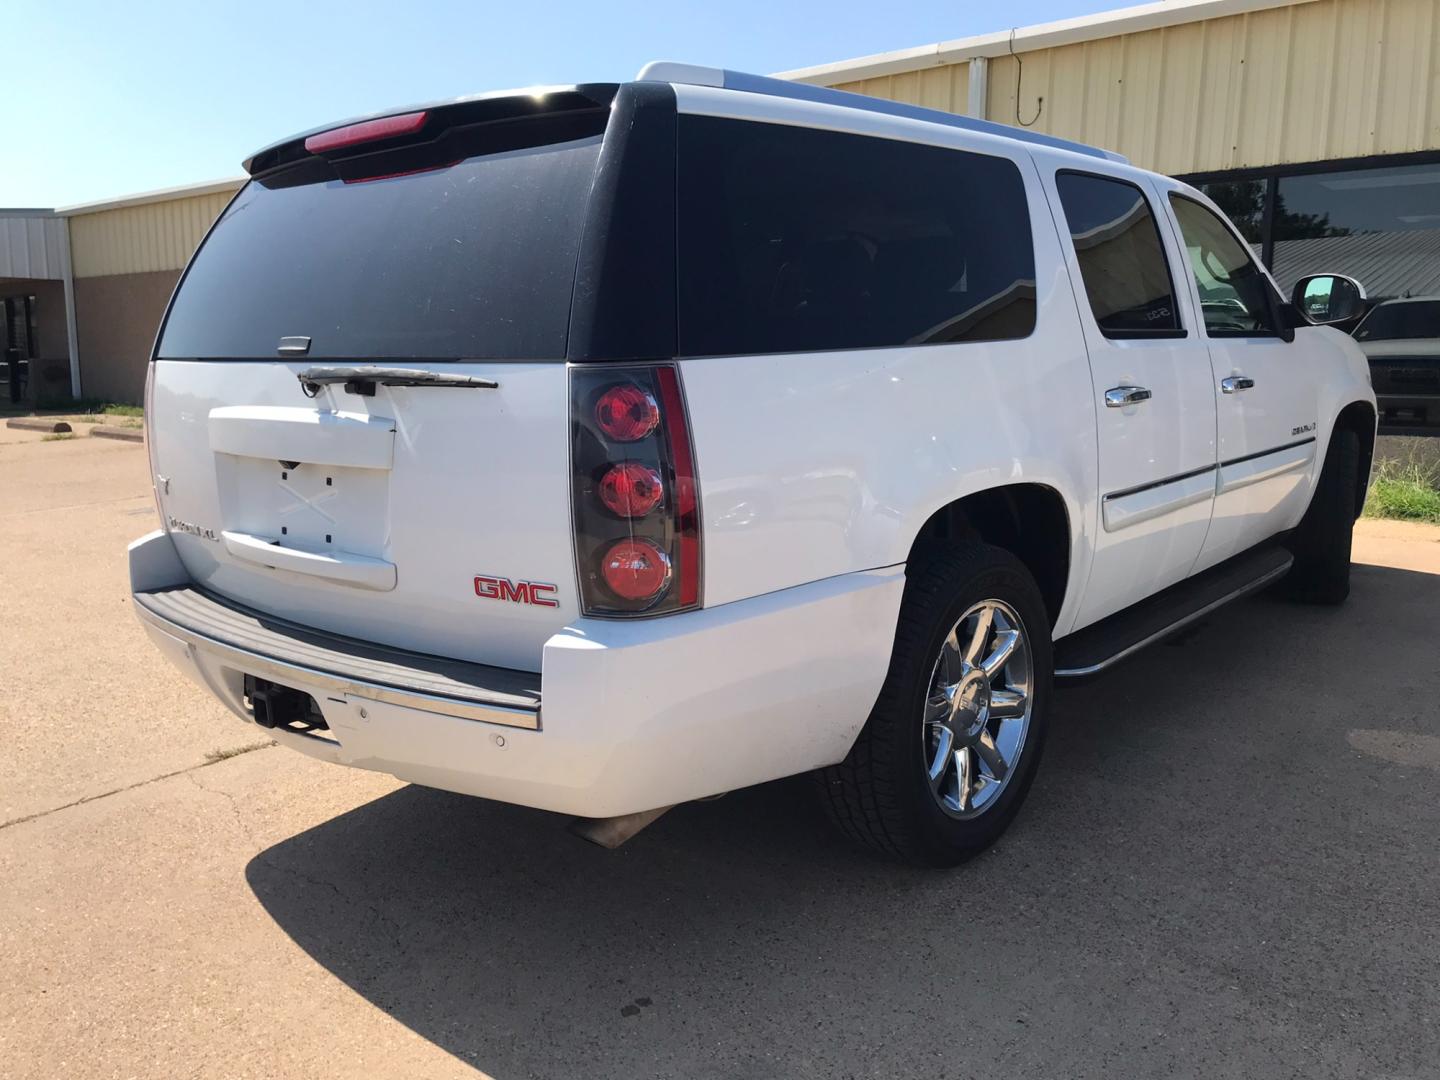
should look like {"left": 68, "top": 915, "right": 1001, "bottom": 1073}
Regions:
{"left": 677, "top": 117, "right": 1036, "bottom": 357}
{"left": 158, "top": 136, "right": 602, "bottom": 361}
{"left": 1054, "top": 172, "right": 1181, "bottom": 337}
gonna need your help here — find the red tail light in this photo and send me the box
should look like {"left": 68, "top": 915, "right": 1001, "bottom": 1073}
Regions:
{"left": 598, "top": 462, "right": 664, "bottom": 518}
{"left": 594, "top": 383, "right": 660, "bottom": 442}
{"left": 304, "top": 110, "right": 429, "bottom": 154}
{"left": 571, "top": 364, "right": 702, "bottom": 616}
{"left": 601, "top": 539, "right": 671, "bottom": 601}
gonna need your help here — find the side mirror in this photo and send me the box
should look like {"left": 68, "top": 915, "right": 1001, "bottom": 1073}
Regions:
{"left": 1291, "top": 273, "right": 1367, "bottom": 326}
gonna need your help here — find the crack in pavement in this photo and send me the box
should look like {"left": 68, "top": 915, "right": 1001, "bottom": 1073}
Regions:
{"left": 0, "top": 742, "right": 277, "bottom": 832}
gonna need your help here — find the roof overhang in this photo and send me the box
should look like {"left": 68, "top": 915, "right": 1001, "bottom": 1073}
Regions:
{"left": 55, "top": 177, "right": 245, "bottom": 217}
{"left": 775, "top": 0, "right": 1318, "bottom": 85}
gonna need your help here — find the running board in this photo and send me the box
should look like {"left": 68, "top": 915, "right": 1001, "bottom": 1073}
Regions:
{"left": 1054, "top": 546, "right": 1293, "bottom": 680}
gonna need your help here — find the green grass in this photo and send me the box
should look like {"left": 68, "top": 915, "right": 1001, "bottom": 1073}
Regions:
{"left": 41, "top": 432, "right": 75, "bottom": 442}
{"left": 58, "top": 399, "right": 144, "bottom": 418}
{"left": 1363, "top": 455, "right": 1440, "bottom": 524}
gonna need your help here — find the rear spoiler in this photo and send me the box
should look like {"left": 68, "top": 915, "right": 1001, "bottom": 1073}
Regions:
{"left": 242, "top": 83, "right": 619, "bottom": 179}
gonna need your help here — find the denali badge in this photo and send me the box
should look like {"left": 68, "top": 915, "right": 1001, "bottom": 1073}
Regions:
{"left": 168, "top": 516, "right": 218, "bottom": 542}
{"left": 1292, "top": 422, "right": 1316, "bottom": 436}
{"left": 473, "top": 575, "right": 559, "bottom": 608}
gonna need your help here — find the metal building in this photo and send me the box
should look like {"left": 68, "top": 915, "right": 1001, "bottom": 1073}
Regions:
{"left": 0, "top": 180, "right": 241, "bottom": 406}
{"left": 780, "top": 0, "right": 1440, "bottom": 301}
{"left": 3, "top": 0, "right": 1438, "bottom": 404}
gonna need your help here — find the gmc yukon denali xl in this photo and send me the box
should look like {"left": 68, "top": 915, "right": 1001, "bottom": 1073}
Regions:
{"left": 130, "top": 64, "right": 1378, "bottom": 866}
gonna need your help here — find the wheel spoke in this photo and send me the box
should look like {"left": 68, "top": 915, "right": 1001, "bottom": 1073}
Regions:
{"left": 975, "top": 729, "right": 1008, "bottom": 780}
{"left": 964, "top": 606, "right": 994, "bottom": 665}
{"left": 928, "top": 725, "right": 954, "bottom": 789}
{"left": 955, "top": 746, "right": 972, "bottom": 811}
{"left": 940, "top": 629, "right": 965, "bottom": 683}
{"left": 989, "top": 688, "right": 1026, "bottom": 720}
{"left": 925, "top": 690, "right": 953, "bottom": 723}
{"left": 981, "top": 630, "right": 1021, "bottom": 679}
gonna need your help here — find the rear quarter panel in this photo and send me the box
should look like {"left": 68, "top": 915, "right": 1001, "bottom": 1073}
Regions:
{"left": 673, "top": 88, "right": 1099, "bottom": 635}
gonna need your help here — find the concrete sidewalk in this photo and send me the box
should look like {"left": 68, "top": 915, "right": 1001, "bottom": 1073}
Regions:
{"left": 4, "top": 438, "right": 1438, "bottom": 1080}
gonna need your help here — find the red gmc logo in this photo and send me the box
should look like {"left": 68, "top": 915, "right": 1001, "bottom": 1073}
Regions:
{"left": 473, "top": 575, "right": 559, "bottom": 608}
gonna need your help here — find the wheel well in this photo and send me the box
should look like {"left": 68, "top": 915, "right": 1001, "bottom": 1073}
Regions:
{"left": 1333, "top": 401, "right": 1377, "bottom": 520}
{"left": 907, "top": 485, "right": 1071, "bottom": 627}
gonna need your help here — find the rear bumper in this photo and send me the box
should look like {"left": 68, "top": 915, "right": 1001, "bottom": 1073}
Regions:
{"left": 130, "top": 530, "right": 904, "bottom": 817}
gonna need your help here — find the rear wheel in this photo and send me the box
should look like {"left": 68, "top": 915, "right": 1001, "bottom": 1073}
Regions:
{"left": 1282, "top": 428, "right": 1360, "bottom": 605}
{"left": 816, "top": 544, "right": 1052, "bottom": 867}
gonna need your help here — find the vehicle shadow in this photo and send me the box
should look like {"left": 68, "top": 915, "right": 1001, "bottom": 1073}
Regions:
{"left": 246, "top": 562, "right": 1440, "bottom": 1079}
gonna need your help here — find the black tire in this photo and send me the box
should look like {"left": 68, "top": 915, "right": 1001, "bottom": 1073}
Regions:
{"left": 1281, "top": 428, "right": 1360, "bottom": 605}
{"left": 815, "top": 543, "right": 1053, "bottom": 867}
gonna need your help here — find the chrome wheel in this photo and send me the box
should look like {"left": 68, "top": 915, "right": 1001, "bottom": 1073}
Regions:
{"left": 922, "top": 598, "right": 1034, "bottom": 820}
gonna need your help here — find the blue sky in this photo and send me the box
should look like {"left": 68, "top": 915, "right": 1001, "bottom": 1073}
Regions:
{"left": 6, "top": 0, "right": 1118, "bottom": 208}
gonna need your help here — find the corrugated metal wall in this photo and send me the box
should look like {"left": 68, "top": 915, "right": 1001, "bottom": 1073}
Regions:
{"left": 837, "top": 63, "right": 972, "bottom": 116}
{"left": 833, "top": 0, "right": 1440, "bottom": 175}
{"left": 68, "top": 190, "right": 234, "bottom": 279}
{"left": 0, "top": 214, "right": 69, "bottom": 280}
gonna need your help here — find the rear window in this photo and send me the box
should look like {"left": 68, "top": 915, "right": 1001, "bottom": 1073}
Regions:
{"left": 676, "top": 117, "right": 1036, "bottom": 357}
{"left": 157, "top": 135, "right": 602, "bottom": 361}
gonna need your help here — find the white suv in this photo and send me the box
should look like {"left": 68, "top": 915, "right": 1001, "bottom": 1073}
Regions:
{"left": 130, "top": 63, "right": 1377, "bottom": 866}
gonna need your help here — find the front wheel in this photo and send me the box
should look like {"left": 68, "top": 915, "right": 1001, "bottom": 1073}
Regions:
{"left": 1281, "top": 428, "right": 1360, "bottom": 605}
{"left": 816, "top": 543, "right": 1053, "bottom": 867}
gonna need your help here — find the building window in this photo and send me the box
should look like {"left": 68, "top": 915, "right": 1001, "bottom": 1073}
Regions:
{"left": 1184, "top": 154, "right": 1440, "bottom": 304}
{"left": 1271, "top": 163, "right": 1440, "bottom": 298}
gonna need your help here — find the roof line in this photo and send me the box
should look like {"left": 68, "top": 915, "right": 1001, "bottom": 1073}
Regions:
{"left": 774, "top": 0, "right": 1317, "bottom": 85}
{"left": 640, "top": 62, "right": 1125, "bottom": 162}
{"left": 55, "top": 177, "right": 246, "bottom": 217}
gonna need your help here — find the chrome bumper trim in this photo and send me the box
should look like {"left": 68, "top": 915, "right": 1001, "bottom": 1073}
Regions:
{"left": 134, "top": 594, "right": 541, "bottom": 731}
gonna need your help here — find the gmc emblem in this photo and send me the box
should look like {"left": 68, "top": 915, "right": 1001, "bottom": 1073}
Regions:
{"left": 474, "top": 575, "right": 559, "bottom": 608}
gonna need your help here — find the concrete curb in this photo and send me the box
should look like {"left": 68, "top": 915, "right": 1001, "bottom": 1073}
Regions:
{"left": 6, "top": 417, "right": 72, "bottom": 433}
{"left": 89, "top": 425, "right": 145, "bottom": 443}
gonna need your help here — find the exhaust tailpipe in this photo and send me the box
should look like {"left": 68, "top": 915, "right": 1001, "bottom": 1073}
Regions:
{"left": 569, "top": 805, "right": 673, "bottom": 849}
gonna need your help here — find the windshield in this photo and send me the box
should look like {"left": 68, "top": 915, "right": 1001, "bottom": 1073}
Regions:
{"left": 1353, "top": 300, "right": 1440, "bottom": 342}
{"left": 157, "top": 135, "right": 602, "bottom": 361}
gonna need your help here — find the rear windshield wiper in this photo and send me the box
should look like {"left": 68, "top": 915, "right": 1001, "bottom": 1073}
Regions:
{"left": 297, "top": 366, "right": 499, "bottom": 397}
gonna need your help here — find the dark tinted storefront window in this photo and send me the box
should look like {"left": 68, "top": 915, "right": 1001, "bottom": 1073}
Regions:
{"left": 1055, "top": 172, "right": 1181, "bottom": 336}
{"left": 677, "top": 117, "right": 1036, "bottom": 357}
{"left": 1271, "top": 163, "right": 1440, "bottom": 299}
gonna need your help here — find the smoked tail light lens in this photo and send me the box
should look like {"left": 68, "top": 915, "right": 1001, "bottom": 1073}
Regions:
{"left": 570, "top": 364, "right": 701, "bottom": 616}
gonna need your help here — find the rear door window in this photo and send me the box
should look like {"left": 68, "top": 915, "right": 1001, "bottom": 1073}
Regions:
{"left": 1054, "top": 171, "right": 1183, "bottom": 338}
{"left": 158, "top": 135, "right": 603, "bottom": 361}
{"left": 676, "top": 117, "right": 1036, "bottom": 357}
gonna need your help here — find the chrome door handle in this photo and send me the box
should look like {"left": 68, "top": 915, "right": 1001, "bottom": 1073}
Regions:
{"left": 1104, "top": 386, "right": 1152, "bottom": 407}
{"left": 1221, "top": 376, "right": 1255, "bottom": 394}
